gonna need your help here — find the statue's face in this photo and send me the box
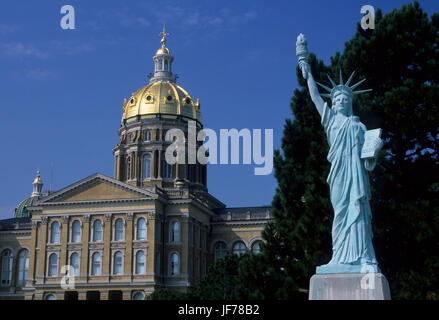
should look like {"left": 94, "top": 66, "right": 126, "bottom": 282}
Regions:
{"left": 332, "top": 92, "right": 352, "bottom": 115}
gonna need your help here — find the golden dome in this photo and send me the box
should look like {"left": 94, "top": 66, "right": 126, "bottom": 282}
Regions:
{"left": 156, "top": 46, "right": 170, "bottom": 55}
{"left": 122, "top": 82, "right": 202, "bottom": 124}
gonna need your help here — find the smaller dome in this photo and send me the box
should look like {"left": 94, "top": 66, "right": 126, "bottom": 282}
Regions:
{"left": 15, "top": 196, "right": 36, "bottom": 218}
{"left": 156, "top": 46, "right": 170, "bottom": 55}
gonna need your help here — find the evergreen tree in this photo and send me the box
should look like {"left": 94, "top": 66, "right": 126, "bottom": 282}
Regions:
{"left": 263, "top": 1, "right": 438, "bottom": 300}
{"left": 261, "top": 53, "right": 333, "bottom": 299}
{"left": 334, "top": 1, "right": 439, "bottom": 300}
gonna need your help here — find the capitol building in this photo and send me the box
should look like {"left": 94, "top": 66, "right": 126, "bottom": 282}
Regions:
{"left": 0, "top": 31, "right": 271, "bottom": 300}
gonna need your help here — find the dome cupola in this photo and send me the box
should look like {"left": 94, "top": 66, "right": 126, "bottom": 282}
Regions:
{"left": 151, "top": 25, "right": 176, "bottom": 84}
{"left": 14, "top": 170, "right": 43, "bottom": 218}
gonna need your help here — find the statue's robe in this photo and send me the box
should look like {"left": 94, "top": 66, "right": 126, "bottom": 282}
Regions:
{"left": 321, "top": 102, "right": 377, "bottom": 266}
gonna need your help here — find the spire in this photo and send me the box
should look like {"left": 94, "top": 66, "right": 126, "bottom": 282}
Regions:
{"left": 150, "top": 25, "right": 176, "bottom": 83}
{"left": 31, "top": 169, "right": 43, "bottom": 197}
{"left": 160, "top": 24, "right": 169, "bottom": 46}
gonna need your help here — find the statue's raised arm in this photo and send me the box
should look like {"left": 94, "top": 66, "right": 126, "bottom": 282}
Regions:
{"left": 296, "top": 34, "right": 324, "bottom": 116}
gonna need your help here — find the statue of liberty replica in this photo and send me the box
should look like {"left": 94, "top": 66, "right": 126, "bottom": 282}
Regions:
{"left": 296, "top": 34, "right": 391, "bottom": 300}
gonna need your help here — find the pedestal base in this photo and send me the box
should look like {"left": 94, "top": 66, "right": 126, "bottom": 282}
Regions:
{"left": 309, "top": 273, "right": 391, "bottom": 300}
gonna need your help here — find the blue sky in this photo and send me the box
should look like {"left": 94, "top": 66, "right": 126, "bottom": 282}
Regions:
{"left": 0, "top": 0, "right": 437, "bottom": 219}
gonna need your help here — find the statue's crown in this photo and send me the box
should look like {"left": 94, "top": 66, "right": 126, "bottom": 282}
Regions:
{"left": 316, "top": 70, "right": 372, "bottom": 100}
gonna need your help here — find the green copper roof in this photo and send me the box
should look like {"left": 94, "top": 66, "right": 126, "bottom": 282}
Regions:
{"left": 14, "top": 196, "right": 36, "bottom": 218}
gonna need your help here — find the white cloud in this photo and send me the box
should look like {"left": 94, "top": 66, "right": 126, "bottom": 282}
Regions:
{"left": 1, "top": 42, "right": 49, "bottom": 59}
{"left": 0, "top": 24, "right": 18, "bottom": 34}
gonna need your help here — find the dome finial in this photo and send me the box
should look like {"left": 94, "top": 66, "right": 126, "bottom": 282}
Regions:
{"left": 32, "top": 169, "right": 43, "bottom": 197}
{"left": 159, "top": 24, "right": 169, "bottom": 46}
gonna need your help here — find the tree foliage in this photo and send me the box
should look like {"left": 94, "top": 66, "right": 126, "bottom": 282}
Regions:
{"left": 263, "top": 1, "right": 439, "bottom": 300}
{"left": 335, "top": 1, "right": 439, "bottom": 300}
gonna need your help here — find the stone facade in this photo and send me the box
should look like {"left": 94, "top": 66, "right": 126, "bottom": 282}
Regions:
{"left": 0, "top": 30, "right": 272, "bottom": 300}
{"left": 0, "top": 175, "right": 271, "bottom": 300}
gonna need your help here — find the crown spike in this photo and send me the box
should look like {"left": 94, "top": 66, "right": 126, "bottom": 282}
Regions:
{"left": 316, "top": 81, "right": 332, "bottom": 93}
{"left": 345, "top": 70, "right": 356, "bottom": 87}
{"left": 339, "top": 69, "right": 344, "bottom": 85}
{"left": 320, "top": 93, "right": 331, "bottom": 98}
{"left": 327, "top": 74, "right": 337, "bottom": 87}
{"left": 353, "top": 89, "right": 373, "bottom": 95}
{"left": 350, "top": 78, "right": 366, "bottom": 90}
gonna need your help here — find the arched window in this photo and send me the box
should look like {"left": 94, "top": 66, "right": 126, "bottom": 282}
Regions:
{"left": 142, "top": 154, "right": 152, "bottom": 180}
{"left": 233, "top": 241, "right": 247, "bottom": 256}
{"left": 136, "top": 251, "right": 145, "bottom": 274}
{"left": 48, "top": 253, "right": 58, "bottom": 276}
{"left": 114, "top": 218, "right": 124, "bottom": 241}
{"left": 252, "top": 241, "right": 261, "bottom": 254}
{"left": 50, "top": 221, "right": 60, "bottom": 243}
{"left": 45, "top": 294, "right": 56, "bottom": 300}
{"left": 164, "top": 60, "right": 169, "bottom": 71}
{"left": 114, "top": 252, "right": 123, "bottom": 275}
{"left": 214, "top": 241, "right": 228, "bottom": 261}
{"left": 70, "top": 252, "right": 79, "bottom": 276}
{"left": 71, "top": 220, "right": 81, "bottom": 243}
{"left": 144, "top": 131, "right": 151, "bottom": 141}
{"left": 17, "top": 249, "right": 29, "bottom": 286}
{"left": 137, "top": 218, "right": 147, "bottom": 240}
{"left": 133, "top": 292, "right": 145, "bottom": 300}
{"left": 162, "top": 159, "right": 172, "bottom": 179}
{"left": 170, "top": 220, "right": 180, "bottom": 243}
{"left": 93, "top": 220, "right": 103, "bottom": 242}
{"left": 91, "top": 252, "right": 101, "bottom": 275}
{"left": 126, "top": 156, "right": 131, "bottom": 180}
{"left": 1, "top": 249, "right": 13, "bottom": 286}
{"left": 170, "top": 253, "right": 179, "bottom": 276}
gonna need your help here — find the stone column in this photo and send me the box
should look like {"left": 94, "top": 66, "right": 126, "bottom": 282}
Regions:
{"left": 37, "top": 217, "right": 48, "bottom": 281}
{"left": 60, "top": 216, "right": 69, "bottom": 270}
{"left": 100, "top": 290, "right": 109, "bottom": 300}
{"left": 102, "top": 214, "right": 112, "bottom": 278}
{"left": 80, "top": 215, "right": 90, "bottom": 280}
{"left": 147, "top": 212, "right": 156, "bottom": 276}
{"left": 26, "top": 220, "right": 39, "bottom": 287}
{"left": 134, "top": 151, "right": 139, "bottom": 183}
{"left": 78, "top": 291, "right": 87, "bottom": 300}
{"left": 122, "top": 290, "right": 131, "bottom": 300}
{"left": 181, "top": 216, "right": 189, "bottom": 277}
{"left": 126, "top": 213, "right": 134, "bottom": 280}
{"left": 158, "top": 150, "right": 162, "bottom": 178}
{"left": 151, "top": 150, "right": 156, "bottom": 179}
{"left": 114, "top": 155, "right": 118, "bottom": 179}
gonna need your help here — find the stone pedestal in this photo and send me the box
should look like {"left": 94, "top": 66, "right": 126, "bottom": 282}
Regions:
{"left": 309, "top": 273, "right": 391, "bottom": 300}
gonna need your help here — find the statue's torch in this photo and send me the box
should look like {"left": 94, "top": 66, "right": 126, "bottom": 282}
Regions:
{"left": 296, "top": 33, "right": 309, "bottom": 77}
